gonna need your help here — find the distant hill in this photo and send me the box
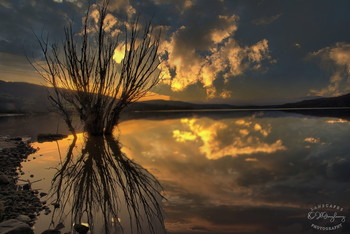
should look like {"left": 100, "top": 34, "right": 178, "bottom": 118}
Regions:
{"left": 0, "top": 80, "right": 52, "bottom": 113}
{"left": 278, "top": 93, "right": 350, "bottom": 108}
{"left": 0, "top": 80, "right": 237, "bottom": 113}
{"left": 1, "top": 80, "right": 350, "bottom": 113}
{"left": 128, "top": 99, "right": 236, "bottom": 112}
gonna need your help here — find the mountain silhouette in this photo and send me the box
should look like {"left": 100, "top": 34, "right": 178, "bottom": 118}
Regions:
{"left": 1, "top": 80, "right": 349, "bottom": 113}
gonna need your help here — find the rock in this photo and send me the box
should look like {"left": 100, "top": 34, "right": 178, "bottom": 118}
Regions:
{"left": 74, "top": 224, "right": 89, "bottom": 234}
{"left": 44, "top": 210, "right": 51, "bottom": 215}
{"left": 0, "top": 219, "right": 34, "bottom": 234}
{"left": 52, "top": 203, "right": 60, "bottom": 208}
{"left": 9, "top": 137, "right": 22, "bottom": 141}
{"left": 0, "top": 175, "right": 10, "bottom": 185}
{"left": 16, "top": 215, "right": 31, "bottom": 223}
{"left": 54, "top": 223, "right": 64, "bottom": 230}
{"left": 39, "top": 192, "right": 48, "bottom": 198}
{"left": 37, "top": 134, "right": 68, "bottom": 143}
{"left": 22, "top": 184, "right": 31, "bottom": 190}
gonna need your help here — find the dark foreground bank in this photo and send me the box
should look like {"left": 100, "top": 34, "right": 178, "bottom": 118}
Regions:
{"left": 0, "top": 137, "right": 48, "bottom": 234}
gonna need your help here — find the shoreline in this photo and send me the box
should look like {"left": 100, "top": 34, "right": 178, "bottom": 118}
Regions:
{"left": 0, "top": 136, "right": 48, "bottom": 233}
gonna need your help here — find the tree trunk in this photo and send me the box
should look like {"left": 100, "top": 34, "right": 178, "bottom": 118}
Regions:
{"left": 104, "top": 112, "right": 120, "bottom": 135}
{"left": 85, "top": 113, "right": 105, "bottom": 136}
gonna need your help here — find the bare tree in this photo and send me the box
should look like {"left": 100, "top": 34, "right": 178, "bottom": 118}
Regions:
{"left": 32, "top": 0, "right": 161, "bottom": 135}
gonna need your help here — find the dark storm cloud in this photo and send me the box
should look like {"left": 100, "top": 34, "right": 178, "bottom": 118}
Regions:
{"left": 227, "top": 0, "right": 350, "bottom": 102}
{"left": 1, "top": 0, "right": 350, "bottom": 102}
{"left": 0, "top": 0, "right": 86, "bottom": 57}
{"left": 251, "top": 13, "right": 282, "bottom": 25}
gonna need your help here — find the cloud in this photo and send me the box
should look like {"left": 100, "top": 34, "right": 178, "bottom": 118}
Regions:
{"left": 151, "top": 0, "right": 194, "bottom": 14}
{"left": 252, "top": 13, "right": 282, "bottom": 25}
{"left": 308, "top": 42, "right": 350, "bottom": 96}
{"left": 0, "top": 0, "right": 86, "bottom": 57}
{"left": 160, "top": 19, "right": 272, "bottom": 98}
{"left": 304, "top": 137, "right": 320, "bottom": 144}
{"left": 0, "top": 0, "right": 274, "bottom": 100}
{"left": 109, "top": 0, "right": 136, "bottom": 18}
{"left": 0, "top": 0, "right": 11, "bottom": 8}
{"left": 0, "top": 52, "right": 41, "bottom": 83}
{"left": 220, "top": 89, "right": 232, "bottom": 98}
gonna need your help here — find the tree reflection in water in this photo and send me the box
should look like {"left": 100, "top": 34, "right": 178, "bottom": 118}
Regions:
{"left": 49, "top": 135, "right": 165, "bottom": 233}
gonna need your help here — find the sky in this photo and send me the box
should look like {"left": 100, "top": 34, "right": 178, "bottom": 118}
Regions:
{"left": 1, "top": 0, "right": 350, "bottom": 105}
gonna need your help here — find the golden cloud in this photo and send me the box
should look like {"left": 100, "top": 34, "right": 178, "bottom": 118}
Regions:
{"left": 309, "top": 42, "right": 350, "bottom": 96}
{"left": 304, "top": 137, "right": 320, "bottom": 144}
{"left": 159, "top": 16, "right": 272, "bottom": 98}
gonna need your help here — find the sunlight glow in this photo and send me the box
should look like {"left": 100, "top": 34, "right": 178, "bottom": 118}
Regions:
{"left": 113, "top": 43, "right": 125, "bottom": 63}
{"left": 326, "top": 119, "right": 348, "bottom": 123}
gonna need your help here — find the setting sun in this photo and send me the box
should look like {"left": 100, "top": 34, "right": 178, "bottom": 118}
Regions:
{"left": 113, "top": 43, "right": 125, "bottom": 63}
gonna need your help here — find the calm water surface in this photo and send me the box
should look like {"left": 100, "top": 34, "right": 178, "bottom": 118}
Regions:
{"left": 4, "top": 111, "right": 350, "bottom": 233}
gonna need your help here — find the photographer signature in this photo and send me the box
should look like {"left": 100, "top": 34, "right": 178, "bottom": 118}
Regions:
{"left": 308, "top": 211, "right": 346, "bottom": 223}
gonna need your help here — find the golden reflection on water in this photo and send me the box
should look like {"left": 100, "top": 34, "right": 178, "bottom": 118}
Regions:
{"left": 21, "top": 115, "right": 350, "bottom": 233}
{"left": 25, "top": 133, "right": 165, "bottom": 234}
{"left": 116, "top": 116, "right": 350, "bottom": 233}
{"left": 119, "top": 117, "right": 286, "bottom": 161}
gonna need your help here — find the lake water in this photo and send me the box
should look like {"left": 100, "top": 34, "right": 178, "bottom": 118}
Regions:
{"left": 2, "top": 111, "right": 350, "bottom": 233}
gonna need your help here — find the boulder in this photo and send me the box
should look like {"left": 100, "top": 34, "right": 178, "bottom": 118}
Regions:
{"left": 0, "top": 219, "right": 34, "bottom": 234}
{"left": 0, "top": 175, "right": 10, "bottom": 185}
{"left": 16, "top": 215, "right": 31, "bottom": 224}
{"left": 39, "top": 192, "right": 48, "bottom": 198}
{"left": 73, "top": 224, "right": 89, "bottom": 234}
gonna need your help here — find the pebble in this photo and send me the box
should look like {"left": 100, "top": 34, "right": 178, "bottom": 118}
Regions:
{"left": 16, "top": 214, "right": 31, "bottom": 223}
{"left": 0, "top": 175, "right": 10, "bottom": 184}
{"left": 23, "top": 184, "right": 31, "bottom": 190}
{"left": 0, "top": 137, "right": 45, "bottom": 225}
{"left": 52, "top": 203, "right": 60, "bottom": 208}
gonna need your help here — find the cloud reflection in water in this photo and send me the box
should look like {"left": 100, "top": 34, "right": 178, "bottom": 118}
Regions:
{"left": 118, "top": 113, "right": 350, "bottom": 233}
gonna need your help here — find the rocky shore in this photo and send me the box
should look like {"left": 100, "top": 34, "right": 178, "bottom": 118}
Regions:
{"left": 0, "top": 137, "right": 46, "bottom": 233}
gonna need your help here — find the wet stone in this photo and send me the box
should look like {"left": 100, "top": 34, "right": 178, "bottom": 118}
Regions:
{"left": 0, "top": 137, "right": 45, "bottom": 225}
{"left": 22, "top": 184, "right": 31, "bottom": 190}
{"left": 16, "top": 214, "right": 31, "bottom": 224}
{"left": 0, "top": 219, "right": 34, "bottom": 234}
{"left": 74, "top": 224, "right": 89, "bottom": 234}
{"left": 0, "top": 175, "right": 10, "bottom": 185}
